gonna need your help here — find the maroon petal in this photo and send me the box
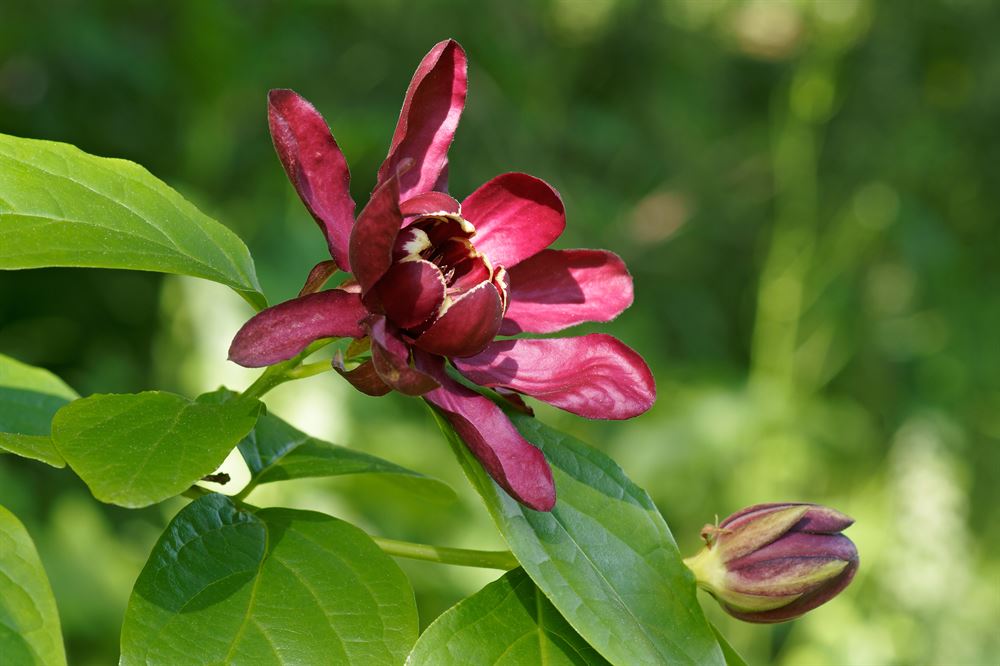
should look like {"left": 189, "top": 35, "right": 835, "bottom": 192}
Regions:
{"left": 268, "top": 89, "right": 355, "bottom": 270}
{"left": 229, "top": 290, "right": 366, "bottom": 367}
{"left": 415, "top": 352, "right": 555, "bottom": 511}
{"left": 722, "top": 504, "right": 855, "bottom": 535}
{"left": 732, "top": 533, "right": 859, "bottom": 573}
{"left": 453, "top": 335, "right": 656, "bottom": 419}
{"left": 369, "top": 259, "right": 446, "bottom": 330}
{"left": 500, "top": 249, "right": 633, "bottom": 335}
{"left": 348, "top": 172, "right": 403, "bottom": 295}
{"left": 369, "top": 318, "right": 439, "bottom": 396}
{"left": 400, "top": 192, "right": 461, "bottom": 217}
{"left": 462, "top": 173, "right": 565, "bottom": 269}
{"left": 332, "top": 356, "right": 392, "bottom": 397}
{"left": 298, "top": 259, "right": 340, "bottom": 296}
{"left": 413, "top": 281, "right": 502, "bottom": 358}
{"left": 376, "top": 40, "right": 467, "bottom": 201}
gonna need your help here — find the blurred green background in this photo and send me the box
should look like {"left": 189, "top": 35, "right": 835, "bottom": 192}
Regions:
{"left": 2, "top": 0, "right": 998, "bottom": 664}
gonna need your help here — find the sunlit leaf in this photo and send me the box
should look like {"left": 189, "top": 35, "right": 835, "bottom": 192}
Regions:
{"left": 0, "top": 353, "right": 76, "bottom": 467}
{"left": 407, "top": 567, "right": 609, "bottom": 665}
{"left": 239, "top": 410, "right": 455, "bottom": 501}
{"left": 434, "top": 409, "right": 724, "bottom": 666}
{"left": 120, "top": 493, "right": 418, "bottom": 665}
{"left": 0, "top": 504, "right": 67, "bottom": 666}
{"left": 0, "top": 133, "right": 266, "bottom": 309}
{"left": 51, "top": 391, "right": 261, "bottom": 507}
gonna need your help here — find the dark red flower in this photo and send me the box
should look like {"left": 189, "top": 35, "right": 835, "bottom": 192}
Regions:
{"left": 229, "top": 40, "right": 655, "bottom": 511}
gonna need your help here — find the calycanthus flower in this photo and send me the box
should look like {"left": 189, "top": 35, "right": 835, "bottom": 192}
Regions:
{"left": 229, "top": 40, "right": 655, "bottom": 512}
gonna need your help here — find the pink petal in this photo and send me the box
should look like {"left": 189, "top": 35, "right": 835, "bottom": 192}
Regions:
{"left": 298, "top": 259, "right": 340, "bottom": 296}
{"left": 413, "top": 281, "right": 502, "bottom": 358}
{"left": 400, "top": 192, "right": 461, "bottom": 217}
{"left": 332, "top": 356, "right": 392, "bottom": 397}
{"left": 453, "top": 335, "right": 656, "bottom": 419}
{"left": 415, "top": 352, "right": 555, "bottom": 511}
{"left": 348, "top": 172, "right": 403, "bottom": 295}
{"left": 268, "top": 89, "right": 355, "bottom": 270}
{"left": 229, "top": 290, "right": 366, "bottom": 367}
{"left": 500, "top": 249, "right": 633, "bottom": 334}
{"left": 369, "top": 259, "right": 446, "bottom": 330}
{"left": 462, "top": 173, "right": 565, "bottom": 269}
{"left": 369, "top": 318, "right": 439, "bottom": 396}
{"left": 376, "top": 40, "right": 468, "bottom": 201}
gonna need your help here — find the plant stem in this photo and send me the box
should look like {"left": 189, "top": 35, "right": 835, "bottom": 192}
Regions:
{"left": 240, "top": 338, "right": 337, "bottom": 401}
{"left": 371, "top": 536, "right": 519, "bottom": 570}
{"left": 285, "top": 361, "right": 333, "bottom": 380}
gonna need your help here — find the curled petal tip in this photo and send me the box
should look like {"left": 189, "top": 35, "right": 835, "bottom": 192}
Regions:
{"left": 416, "top": 353, "right": 557, "bottom": 511}
{"left": 228, "top": 291, "right": 366, "bottom": 368}
{"left": 454, "top": 334, "right": 655, "bottom": 420}
{"left": 377, "top": 39, "right": 468, "bottom": 200}
{"left": 268, "top": 88, "right": 355, "bottom": 269}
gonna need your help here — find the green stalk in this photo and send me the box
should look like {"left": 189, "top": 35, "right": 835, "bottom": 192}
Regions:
{"left": 240, "top": 338, "right": 336, "bottom": 402}
{"left": 371, "top": 536, "right": 519, "bottom": 570}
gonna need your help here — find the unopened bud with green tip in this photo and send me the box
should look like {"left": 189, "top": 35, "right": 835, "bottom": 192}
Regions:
{"left": 683, "top": 503, "right": 859, "bottom": 623}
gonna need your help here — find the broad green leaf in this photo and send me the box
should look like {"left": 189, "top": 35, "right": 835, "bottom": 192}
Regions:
{"left": 51, "top": 391, "right": 261, "bottom": 507}
{"left": 121, "top": 494, "right": 418, "bottom": 665}
{"left": 238, "top": 410, "right": 455, "bottom": 501}
{"left": 407, "top": 568, "right": 609, "bottom": 666}
{"left": 0, "top": 434, "right": 64, "bottom": 469}
{"left": 0, "top": 353, "right": 76, "bottom": 467}
{"left": 0, "top": 133, "right": 266, "bottom": 309}
{"left": 712, "top": 625, "right": 749, "bottom": 666}
{"left": 0, "top": 504, "right": 66, "bottom": 666}
{"left": 435, "top": 410, "right": 724, "bottom": 666}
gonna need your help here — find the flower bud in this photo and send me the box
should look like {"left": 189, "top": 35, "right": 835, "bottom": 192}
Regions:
{"left": 683, "top": 503, "right": 859, "bottom": 623}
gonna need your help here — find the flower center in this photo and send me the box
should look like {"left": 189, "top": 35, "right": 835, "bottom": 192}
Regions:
{"left": 395, "top": 214, "right": 494, "bottom": 299}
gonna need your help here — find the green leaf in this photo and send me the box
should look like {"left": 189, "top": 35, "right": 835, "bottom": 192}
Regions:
{"left": 0, "top": 133, "right": 266, "bottom": 309}
{"left": 0, "top": 434, "right": 64, "bottom": 469}
{"left": 121, "top": 494, "right": 418, "bottom": 665}
{"left": 407, "top": 568, "right": 610, "bottom": 665}
{"left": 238, "top": 410, "right": 455, "bottom": 502}
{"left": 434, "top": 410, "right": 724, "bottom": 666}
{"left": 712, "top": 625, "right": 749, "bottom": 666}
{"left": 0, "top": 353, "right": 77, "bottom": 467}
{"left": 0, "top": 504, "right": 67, "bottom": 666}
{"left": 51, "top": 391, "right": 261, "bottom": 507}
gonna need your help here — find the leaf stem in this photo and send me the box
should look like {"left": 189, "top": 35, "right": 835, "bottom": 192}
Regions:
{"left": 371, "top": 536, "right": 519, "bottom": 570}
{"left": 240, "top": 339, "right": 336, "bottom": 401}
{"left": 284, "top": 361, "right": 333, "bottom": 380}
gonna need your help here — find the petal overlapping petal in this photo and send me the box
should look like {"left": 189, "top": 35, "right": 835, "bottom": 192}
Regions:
{"left": 453, "top": 334, "right": 656, "bottom": 419}
{"left": 348, "top": 172, "right": 403, "bottom": 295}
{"left": 369, "top": 260, "right": 446, "bottom": 329}
{"left": 462, "top": 173, "right": 566, "bottom": 268}
{"left": 377, "top": 40, "right": 467, "bottom": 201}
{"left": 268, "top": 89, "right": 355, "bottom": 270}
{"left": 413, "top": 281, "right": 502, "bottom": 358}
{"left": 369, "top": 318, "right": 439, "bottom": 396}
{"left": 229, "top": 290, "right": 367, "bottom": 367}
{"left": 298, "top": 259, "right": 339, "bottom": 296}
{"left": 332, "top": 357, "right": 392, "bottom": 397}
{"left": 500, "top": 249, "right": 633, "bottom": 334}
{"left": 415, "top": 353, "right": 555, "bottom": 511}
{"left": 400, "top": 192, "right": 461, "bottom": 217}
